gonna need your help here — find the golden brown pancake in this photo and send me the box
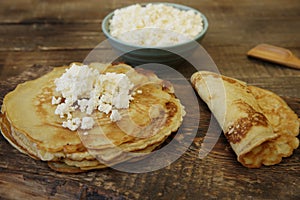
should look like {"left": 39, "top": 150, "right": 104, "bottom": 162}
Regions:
{"left": 240, "top": 86, "right": 299, "bottom": 166}
{"left": 0, "top": 63, "right": 185, "bottom": 172}
{"left": 191, "top": 71, "right": 299, "bottom": 168}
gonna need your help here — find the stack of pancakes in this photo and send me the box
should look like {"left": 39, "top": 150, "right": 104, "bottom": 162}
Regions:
{"left": 0, "top": 63, "right": 185, "bottom": 173}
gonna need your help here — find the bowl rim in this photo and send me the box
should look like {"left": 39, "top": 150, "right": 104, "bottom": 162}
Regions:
{"left": 101, "top": 2, "right": 209, "bottom": 49}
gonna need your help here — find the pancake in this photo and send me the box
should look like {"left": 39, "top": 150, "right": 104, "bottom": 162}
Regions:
{"left": 191, "top": 71, "right": 299, "bottom": 168}
{"left": 0, "top": 62, "right": 185, "bottom": 172}
{"left": 48, "top": 138, "right": 165, "bottom": 173}
{"left": 240, "top": 86, "right": 299, "bottom": 166}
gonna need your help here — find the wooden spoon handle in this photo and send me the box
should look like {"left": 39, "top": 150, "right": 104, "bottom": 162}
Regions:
{"left": 247, "top": 44, "right": 300, "bottom": 70}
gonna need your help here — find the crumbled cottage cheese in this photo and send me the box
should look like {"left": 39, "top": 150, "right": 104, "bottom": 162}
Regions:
{"left": 52, "top": 63, "right": 134, "bottom": 131}
{"left": 109, "top": 3, "right": 204, "bottom": 46}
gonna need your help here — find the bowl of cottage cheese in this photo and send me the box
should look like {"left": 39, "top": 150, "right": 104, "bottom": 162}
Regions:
{"left": 101, "top": 3, "right": 208, "bottom": 65}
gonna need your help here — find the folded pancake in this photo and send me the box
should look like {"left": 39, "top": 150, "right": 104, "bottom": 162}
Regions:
{"left": 0, "top": 63, "right": 185, "bottom": 172}
{"left": 243, "top": 86, "right": 299, "bottom": 166}
{"left": 191, "top": 71, "right": 299, "bottom": 168}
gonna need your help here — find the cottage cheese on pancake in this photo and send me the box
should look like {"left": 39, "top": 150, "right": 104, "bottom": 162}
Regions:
{"left": 52, "top": 63, "right": 134, "bottom": 130}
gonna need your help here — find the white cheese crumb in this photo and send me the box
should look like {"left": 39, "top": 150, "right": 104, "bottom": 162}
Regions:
{"left": 98, "top": 102, "right": 112, "bottom": 114}
{"left": 110, "top": 109, "right": 122, "bottom": 122}
{"left": 81, "top": 117, "right": 95, "bottom": 130}
{"left": 55, "top": 63, "right": 100, "bottom": 104}
{"left": 55, "top": 102, "right": 76, "bottom": 118}
{"left": 109, "top": 3, "right": 204, "bottom": 46}
{"left": 83, "top": 132, "right": 89, "bottom": 136}
{"left": 67, "top": 113, "right": 72, "bottom": 120}
{"left": 77, "top": 99, "right": 89, "bottom": 112}
{"left": 52, "top": 63, "right": 134, "bottom": 131}
{"left": 62, "top": 118, "right": 81, "bottom": 131}
{"left": 51, "top": 96, "right": 62, "bottom": 105}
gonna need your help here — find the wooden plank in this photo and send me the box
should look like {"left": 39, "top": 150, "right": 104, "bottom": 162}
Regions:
{"left": 0, "top": 170, "right": 123, "bottom": 199}
{"left": 0, "top": 50, "right": 90, "bottom": 79}
{"left": 0, "top": 17, "right": 299, "bottom": 51}
{"left": 1, "top": 0, "right": 299, "bottom": 23}
{"left": 0, "top": 24, "right": 103, "bottom": 51}
{"left": 1, "top": 47, "right": 300, "bottom": 80}
{"left": 0, "top": 24, "right": 299, "bottom": 53}
{"left": 0, "top": 0, "right": 109, "bottom": 24}
{"left": 204, "top": 46, "right": 300, "bottom": 79}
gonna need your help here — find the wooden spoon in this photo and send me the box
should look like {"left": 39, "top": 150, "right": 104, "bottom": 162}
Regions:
{"left": 247, "top": 43, "right": 300, "bottom": 70}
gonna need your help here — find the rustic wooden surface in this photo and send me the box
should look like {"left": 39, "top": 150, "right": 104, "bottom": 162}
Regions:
{"left": 0, "top": 0, "right": 300, "bottom": 199}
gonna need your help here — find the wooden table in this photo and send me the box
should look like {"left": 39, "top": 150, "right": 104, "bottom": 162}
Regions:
{"left": 0, "top": 0, "right": 300, "bottom": 199}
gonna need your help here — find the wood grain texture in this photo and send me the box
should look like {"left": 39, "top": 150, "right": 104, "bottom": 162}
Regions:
{"left": 0, "top": 0, "right": 300, "bottom": 199}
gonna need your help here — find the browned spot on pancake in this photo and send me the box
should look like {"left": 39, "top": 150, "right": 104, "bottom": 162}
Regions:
{"left": 34, "top": 86, "right": 55, "bottom": 116}
{"left": 221, "top": 76, "right": 238, "bottom": 84}
{"left": 224, "top": 101, "right": 268, "bottom": 144}
{"left": 165, "top": 102, "right": 177, "bottom": 117}
{"left": 111, "top": 61, "right": 125, "bottom": 66}
{"left": 221, "top": 76, "right": 250, "bottom": 91}
{"left": 165, "top": 101, "right": 178, "bottom": 125}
